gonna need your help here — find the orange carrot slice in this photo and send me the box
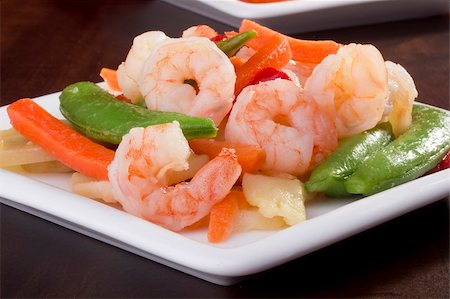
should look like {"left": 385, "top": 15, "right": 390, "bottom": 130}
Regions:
{"left": 234, "top": 34, "right": 292, "bottom": 95}
{"left": 239, "top": 19, "right": 340, "bottom": 64}
{"left": 7, "top": 99, "right": 115, "bottom": 180}
{"left": 189, "top": 139, "right": 266, "bottom": 174}
{"left": 208, "top": 190, "right": 245, "bottom": 243}
{"left": 100, "top": 67, "right": 122, "bottom": 93}
{"left": 230, "top": 56, "right": 246, "bottom": 71}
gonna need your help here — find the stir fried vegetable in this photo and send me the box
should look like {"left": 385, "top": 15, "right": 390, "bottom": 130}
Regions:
{"left": 60, "top": 82, "right": 218, "bottom": 144}
{"left": 345, "top": 105, "right": 450, "bottom": 195}
{"left": 239, "top": 19, "right": 340, "bottom": 64}
{"left": 234, "top": 34, "right": 292, "bottom": 95}
{"left": 216, "top": 30, "right": 257, "bottom": 57}
{"left": 305, "top": 122, "right": 393, "bottom": 197}
{"left": 242, "top": 173, "right": 306, "bottom": 226}
{"left": 208, "top": 190, "right": 242, "bottom": 243}
{"left": 189, "top": 139, "right": 266, "bottom": 175}
{"left": 7, "top": 98, "right": 115, "bottom": 180}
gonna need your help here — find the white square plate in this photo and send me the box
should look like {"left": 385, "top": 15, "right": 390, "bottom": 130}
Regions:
{"left": 0, "top": 91, "right": 449, "bottom": 285}
{"left": 164, "top": 0, "right": 449, "bottom": 34}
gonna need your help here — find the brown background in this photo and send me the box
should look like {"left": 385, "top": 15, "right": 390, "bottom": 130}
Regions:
{"left": 1, "top": 0, "right": 449, "bottom": 298}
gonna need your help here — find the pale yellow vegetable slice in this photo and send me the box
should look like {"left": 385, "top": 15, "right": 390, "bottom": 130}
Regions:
{"left": 242, "top": 173, "right": 307, "bottom": 225}
{"left": 0, "top": 127, "right": 29, "bottom": 146}
{"left": 70, "top": 172, "right": 117, "bottom": 203}
{"left": 234, "top": 208, "right": 286, "bottom": 232}
{"left": 0, "top": 142, "right": 55, "bottom": 167}
{"left": 0, "top": 127, "right": 74, "bottom": 172}
{"left": 21, "top": 161, "right": 73, "bottom": 173}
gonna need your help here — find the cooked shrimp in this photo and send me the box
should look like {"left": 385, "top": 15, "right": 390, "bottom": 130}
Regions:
{"left": 182, "top": 25, "right": 218, "bottom": 39}
{"left": 385, "top": 61, "right": 418, "bottom": 137}
{"left": 139, "top": 37, "right": 236, "bottom": 125}
{"left": 224, "top": 79, "right": 336, "bottom": 176}
{"left": 116, "top": 31, "right": 169, "bottom": 103}
{"left": 305, "top": 43, "right": 389, "bottom": 138}
{"left": 108, "top": 121, "right": 242, "bottom": 231}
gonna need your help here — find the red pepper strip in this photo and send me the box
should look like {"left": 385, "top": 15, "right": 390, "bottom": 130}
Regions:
{"left": 234, "top": 34, "right": 292, "bottom": 96}
{"left": 428, "top": 150, "right": 450, "bottom": 173}
{"left": 249, "top": 67, "right": 290, "bottom": 85}
{"left": 210, "top": 34, "right": 227, "bottom": 42}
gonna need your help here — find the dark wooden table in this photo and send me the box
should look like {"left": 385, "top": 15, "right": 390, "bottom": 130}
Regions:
{"left": 1, "top": 0, "right": 449, "bottom": 298}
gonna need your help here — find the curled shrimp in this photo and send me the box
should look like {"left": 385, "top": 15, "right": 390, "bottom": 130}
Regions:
{"left": 224, "top": 79, "right": 336, "bottom": 176}
{"left": 139, "top": 37, "right": 236, "bottom": 125}
{"left": 385, "top": 61, "right": 418, "bottom": 137}
{"left": 182, "top": 25, "right": 218, "bottom": 39}
{"left": 305, "top": 43, "right": 389, "bottom": 138}
{"left": 116, "top": 31, "right": 169, "bottom": 103}
{"left": 108, "top": 121, "right": 242, "bottom": 231}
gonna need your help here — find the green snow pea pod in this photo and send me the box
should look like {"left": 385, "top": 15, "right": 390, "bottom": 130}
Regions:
{"left": 216, "top": 30, "right": 257, "bottom": 57}
{"left": 305, "top": 122, "right": 393, "bottom": 197}
{"left": 345, "top": 104, "right": 450, "bottom": 195}
{"left": 59, "top": 82, "right": 217, "bottom": 145}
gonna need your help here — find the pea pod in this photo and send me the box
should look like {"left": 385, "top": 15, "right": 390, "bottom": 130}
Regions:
{"left": 305, "top": 122, "right": 393, "bottom": 197}
{"left": 59, "top": 82, "right": 217, "bottom": 144}
{"left": 345, "top": 104, "right": 450, "bottom": 195}
{"left": 216, "top": 30, "right": 257, "bottom": 57}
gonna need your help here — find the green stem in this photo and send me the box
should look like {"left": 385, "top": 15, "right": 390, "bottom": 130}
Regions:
{"left": 216, "top": 30, "right": 257, "bottom": 57}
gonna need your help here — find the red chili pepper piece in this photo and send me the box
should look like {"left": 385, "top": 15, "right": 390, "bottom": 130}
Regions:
{"left": 428, "top": 150, "right": 450, "bottom": 173}
{"left": 440, "top": 152, "right": 450, "bottom": 169}
{"left": 249, "top": 67, "right": 290, "bottom": 85}
{"left": 210, "top": 34, "right": 227, "bottom": 42}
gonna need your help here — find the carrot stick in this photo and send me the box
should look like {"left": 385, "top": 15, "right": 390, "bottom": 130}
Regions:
{"left": 230, "top": 56, "right": 246, "bottom": 71}
{"left": 239, "top": 19, "right": 340, "bottom": 64}
{"left": 100, "top": 67, "right": 122, "bottom": 93}
{"left": 208, "top": 190, "right": 245, "bottom": 243}
{"left": 234, "top": 34, "right": 292, "bottom": 95}
{"left": 7, "top": 99, "right": 115, "bottom": 180}
{"left": 189, "top": 139, "right": 266, "bottom": 174}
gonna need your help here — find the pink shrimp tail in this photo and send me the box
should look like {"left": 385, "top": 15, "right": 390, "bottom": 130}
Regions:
{"left": 188, "top": 147, "right": 242, "bottom": 207}
{"left": 146, "top": 147, "right": 242, "bottom": 232}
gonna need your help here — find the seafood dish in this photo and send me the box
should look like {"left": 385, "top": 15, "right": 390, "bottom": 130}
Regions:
{"left": 1, "top": 19, "right": 449, "bottom": 247}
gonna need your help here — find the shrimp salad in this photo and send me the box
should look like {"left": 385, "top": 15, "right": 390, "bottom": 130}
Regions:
{"left": 5, "top": 20, "right": 447, "bottom": 244}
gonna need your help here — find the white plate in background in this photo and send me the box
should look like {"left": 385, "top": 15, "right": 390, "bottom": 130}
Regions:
{"left": 1, "top": 92, "right": 449, "bottom": 285}
{"left": 164, "top": 0, "right": 449, "bottom": 34}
